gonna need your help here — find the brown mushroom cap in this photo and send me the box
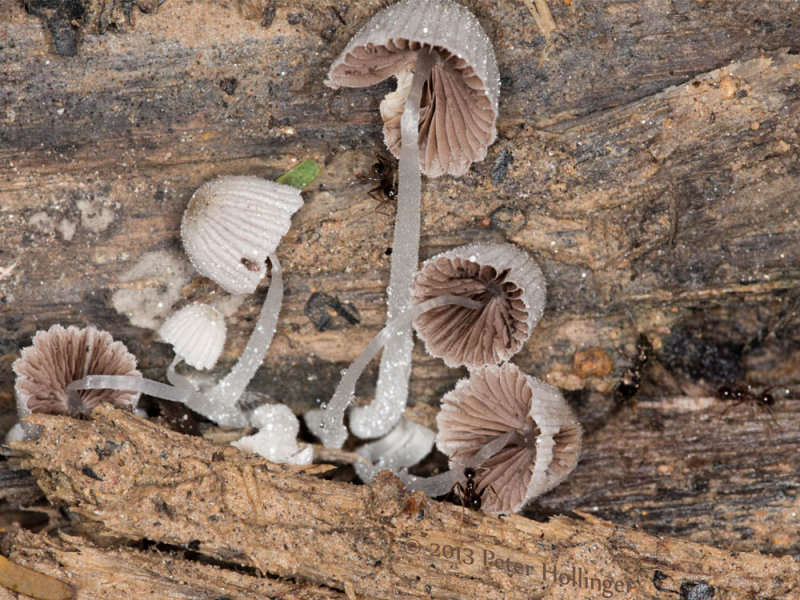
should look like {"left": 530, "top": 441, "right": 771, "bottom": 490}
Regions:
{"left": 412, "top": 243, "right": 545, "bottom": 368}
{"left": 13, "top": 324, "right": 141, "bottom": 419}
{"left": 436, "top": 363, "right": 582, "bottom": 513}
{"left": 326, "top": 0, "right": 499, "bottom": 177}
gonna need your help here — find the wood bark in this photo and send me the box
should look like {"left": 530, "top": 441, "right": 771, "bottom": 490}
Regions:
{"left": 7, "top": 406, "right": 799, "bottom": 599}
{"left": 1, "top": 0, "right": 799, "bottom": 569}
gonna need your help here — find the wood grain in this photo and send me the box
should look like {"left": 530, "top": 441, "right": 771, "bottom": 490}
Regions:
{"left": 11, "top": 406, "right": 800, "bottom": 599}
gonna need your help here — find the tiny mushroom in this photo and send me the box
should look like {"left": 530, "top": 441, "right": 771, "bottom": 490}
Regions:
{"left": 159, "top": 303, "right": 227, "bottom": 371}
{"left": 327, "top": 0, "right": 500, "bottom": 441}
{"left": 179, "top": 175, "right": 303, "bottom": 426}
{"left": 13, "top": 325, "right": 141, "bottom": 436}
{"left": 436, "top": 363, "right": 582, "bottom": 514}
{"left": 412, "top": 242, "right": 546, "bottom": 368}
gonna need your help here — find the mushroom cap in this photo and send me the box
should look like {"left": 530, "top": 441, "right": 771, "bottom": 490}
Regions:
{"left": 436, "top": 363, "right": 582, "bottom": 514}
{"left": 412, "top": 242, "right": 546, "bottom": 368}
{"left": 13, "top": 324, "right": 141, "bottom": 420}
{"left": 159, "top": 303, "right": 227, "bottom": 370}
{"left": 326, "top": 0, "right": 499, "bottom": 177}
{"left": 181, "top": 176, "right": 303, "bottom": 295}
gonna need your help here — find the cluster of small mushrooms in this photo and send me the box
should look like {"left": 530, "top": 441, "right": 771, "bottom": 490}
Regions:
{"left": 9, "top": 0, "right": 581, "bottom": 514}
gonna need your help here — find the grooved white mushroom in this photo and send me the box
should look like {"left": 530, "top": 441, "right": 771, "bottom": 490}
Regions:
{"left": 159, "top": 303, "right": 227, "bottom": 371}
{"left": 412, "top": 242, "right": 546, "bottom": 368}
{"left": 326, "top": 0, "right": 500, "bottom": 442}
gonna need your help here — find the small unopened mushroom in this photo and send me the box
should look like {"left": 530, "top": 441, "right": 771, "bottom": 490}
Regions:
{"left": 232, "top": 403, "right": 313, "bottom": 465}
{"left": 13, "top": 325, "right": 141, "bottom": 436}
{"left": 159, "top": 303, "right": 227, "bottom": 371}
{"left": 327, "top": 0, "right": 500, "bottom": 442}
{"left": 436, "top": 363, "right": 582, "bottom": 514}
{"left": 412, "top": 242, "right": 545, "bottom": 368}
{"left": 352, "top": 417, "right": 435, "bottom": 483}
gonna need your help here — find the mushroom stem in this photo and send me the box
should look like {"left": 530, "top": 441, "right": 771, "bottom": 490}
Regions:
{"left": 398, "top": 430, "right": 518, "bottom": 498}
{"left": 349, "top": 48, "right": 437, "bottom": 441}
{"left": 202, "top": 252, "right": 284, "bottom": 427}
{"left": 306, "top": 293, "right": 484, "bottom": 449}
{"left": 166, "top": 355, "right": 199, "bottom": 392}
{"left": 67, "top": 375, "right": 192, "bottom": 405}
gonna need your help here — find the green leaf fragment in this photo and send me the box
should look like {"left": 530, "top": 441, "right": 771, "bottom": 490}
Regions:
{"left": 277, "top": 159, "right": 320, "bottom": 190}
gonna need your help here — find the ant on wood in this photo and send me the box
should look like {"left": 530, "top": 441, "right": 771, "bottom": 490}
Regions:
{"left": 613, "top": 334, "right": 653, "bottom": 407}
{"left": 714, "top": 383, "right": 786, "bottom": 430}
{"left": 356, "top": 155, "right": 398, "bottom": 214}
{"left": 449, "top": 467, "right": 498, "bottom": 513}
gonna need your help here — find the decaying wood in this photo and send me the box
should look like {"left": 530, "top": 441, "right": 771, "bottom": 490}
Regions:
{"left": 10, "top": 406, "right": 800, "bottom": 599}
{"left": 1, "top": 0, "right": 799, "bottom": 571}
{"left": 0, "top": 529, "right": 344, "bottom": 600}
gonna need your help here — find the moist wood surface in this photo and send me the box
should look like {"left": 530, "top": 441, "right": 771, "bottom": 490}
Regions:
{"left": 1, "top": 0, "right": 799, "bottom": 582}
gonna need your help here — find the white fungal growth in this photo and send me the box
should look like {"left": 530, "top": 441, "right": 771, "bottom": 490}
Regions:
{"left": 232, "top": 404, "right": 313, "bottom": 465}
{"left": 348, "top": 49, "right": 437, "bottom": 442}
{"left": 352, "top": 417, "right": 435, "bottom": 483}
{"left": 186, "top": 253, "right": 285, "bottom": 427}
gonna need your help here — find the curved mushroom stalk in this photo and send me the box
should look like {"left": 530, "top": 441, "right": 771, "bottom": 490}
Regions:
{"left": 196, "top": 253, "right": 284, "bottom": 426}
{"left": 352, "top": 417, "right": 435, "bottom": 483}
{"left": 349, "top": 49, "right": 437, "bottom": 441}
{"left": 305, "top": 294, "right": 484, "bottom": 449}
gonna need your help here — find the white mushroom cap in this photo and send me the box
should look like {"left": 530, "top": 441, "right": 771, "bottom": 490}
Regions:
{"left": 181, "top": 176, "right": 303, "bottom": 295}
{"left": 326, "top": 0, "right": 499, "bottom": 177}
{"left": 412, "top": 243, "right": 546, "bottom": 368}
{"left": 13, "top": 325, "right": 141, "bottom": 422}
{"left": 436, "top": 363, "right": 582, "bottom": 514}
{"left": 159, "top": 303, "right": 227, "bottom": 370}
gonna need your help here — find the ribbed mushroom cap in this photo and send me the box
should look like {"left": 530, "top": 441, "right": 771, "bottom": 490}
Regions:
{"left": 13, "top": 325, "right": 141, "bottom": 419}
{"left": 436, "top": 363, "right": 582, "bottom": 514}
{"left": 181, "top": 176, "right": 303, "bottom": 295}
{"left": 159, "top": 303, "right": 227, "bottom": 370}
{"left": 412, "top": 243, "right": 545, "bottom": 368}
{"left": 326, "top": 0, "right": 499, "bottom": 177}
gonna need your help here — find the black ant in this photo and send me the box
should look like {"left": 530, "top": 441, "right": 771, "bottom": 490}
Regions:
{"left": 714, "top": 383, "right": 785, "bottom": 429}
{"left": 613, "top": 334, "right": 653, "bottom": 407}
{"left": 453, "top": 467, "right": 483, "bottom": 511}
{"left": 449, "top": 467, "right": 499, "bottom": 513}
{"left": 356, "top": 155, "right": 397, "bottom": 214}
{"left": 715, "top": 384, "right": 776, "bottom": 408}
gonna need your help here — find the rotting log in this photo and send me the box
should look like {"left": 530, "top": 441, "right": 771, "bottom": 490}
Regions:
{"left": 9, "top": 406, "right": 800, "bottom": 599}
{"left": 0, "top": 529, "right": 344, "bottom": 600}
{"left": 1, "top": 0, "right": 800, "bottom": 567}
